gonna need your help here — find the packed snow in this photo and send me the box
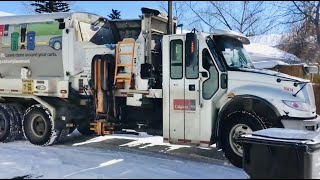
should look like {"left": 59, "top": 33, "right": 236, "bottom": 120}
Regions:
{"left": 0, "top": 136, "right": 247, "bottom": 179}
{"left": 73, "top": 132, "right": 191, "bottom": 151}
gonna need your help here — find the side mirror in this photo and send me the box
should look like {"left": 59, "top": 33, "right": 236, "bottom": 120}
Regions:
{"left": 304, "top": 65, "right": 319, "bottom": 74}
{"left": 221, "top": 73, "right": 228, "bottom": 89}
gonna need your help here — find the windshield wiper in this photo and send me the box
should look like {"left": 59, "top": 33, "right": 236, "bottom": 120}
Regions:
{"left": 276, "top": 77, "right": 307, "bottom": 97}
{"left": 293, "top": 82, "right": 307, "bottom": 97}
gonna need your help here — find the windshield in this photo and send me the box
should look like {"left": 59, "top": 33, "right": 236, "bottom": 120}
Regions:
{"left": 212, "top": 36, "right": 254, "bottom": 69}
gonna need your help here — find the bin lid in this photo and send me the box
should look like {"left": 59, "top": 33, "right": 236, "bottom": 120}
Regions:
{"left": 240, "top": 128, "right": 320, "bottom": 147}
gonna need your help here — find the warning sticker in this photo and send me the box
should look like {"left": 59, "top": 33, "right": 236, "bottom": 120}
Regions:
{"left": 22, "top": 79, "right": 34, "bottom": 94}
{"left": 173, "top": 99, "right": 196, "bottom": 111}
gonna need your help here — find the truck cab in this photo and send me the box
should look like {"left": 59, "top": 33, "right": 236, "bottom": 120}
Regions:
{"left": 162, "top": 30, "right": 319, "bottom": 168}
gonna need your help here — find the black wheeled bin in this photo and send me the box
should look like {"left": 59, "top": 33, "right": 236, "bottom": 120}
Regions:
{"left": 238, "top": 128, "right": 320, "bottom": 179}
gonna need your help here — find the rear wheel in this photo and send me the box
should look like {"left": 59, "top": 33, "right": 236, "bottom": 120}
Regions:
{"left": 221, "top": 111, "right": 267, "bottom": 168}
{"left": 23, "top": 105, "right": 61, "bottom": 146}
{"left": 0, "top": 103, "right": 18, "bottom": 142}
{"left": 9, "top": 103, "right": 26, "bottom": 139}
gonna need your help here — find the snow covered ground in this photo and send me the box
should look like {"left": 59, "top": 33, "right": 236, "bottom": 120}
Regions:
{"left": 0, "top": 131, "right": 247, "bottom": 179}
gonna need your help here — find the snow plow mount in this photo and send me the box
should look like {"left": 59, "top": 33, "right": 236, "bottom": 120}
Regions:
{"left": 90, "top": 120, "right": 115, "bottom": 136}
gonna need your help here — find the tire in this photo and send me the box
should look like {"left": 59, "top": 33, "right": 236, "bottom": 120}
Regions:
{"left": 53, "top": 41, "right": 61, "bottom": 50}
{"left": 22, "top": 104, "right": 60, "bottom": 146}
{"left": 9, "top": 103, "right": 26, "bottom": 139}
{"left": 0, "top": 103, "right": 18, "bottom": 142}
{"left": 56, "top": 128, "right": 69, "bottom": 143}
{"left": 220, "top": 111, "right": 269, "bottom": 168}
{"left": 77, "top": 120, "right": 94, "bottom": 136}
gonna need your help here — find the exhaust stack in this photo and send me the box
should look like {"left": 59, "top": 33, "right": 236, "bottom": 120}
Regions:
{"left": 168, "top": 1, "right": 173, "bottom": 35}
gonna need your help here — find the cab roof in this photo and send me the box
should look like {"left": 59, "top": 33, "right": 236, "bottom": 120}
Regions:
{"left": 209, "top": 29, "right": 250, "bottom": 44}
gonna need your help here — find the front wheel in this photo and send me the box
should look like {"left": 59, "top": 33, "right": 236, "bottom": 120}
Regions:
{"left": 220, "top": 111, "right": 267, "bottom": 168}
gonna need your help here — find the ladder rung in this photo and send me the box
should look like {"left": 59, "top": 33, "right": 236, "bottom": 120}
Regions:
{"left": 118, "top": 41, "right": 135, "bottom": 45}
{"left": 116, "top": 80, "right": 131, "bottom": 83}
{"left": 117, "top": 64, "right": 132, "bottom": 67}
{"left": 116, "top": 75, "right": 131, "bottom": 79}
{"left": 118, "top": 52, "right": 133, "bottom": 56}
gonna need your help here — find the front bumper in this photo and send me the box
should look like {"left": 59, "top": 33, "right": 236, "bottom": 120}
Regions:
{"left": 281, "top": 116, "right": 320, "bottom": 131}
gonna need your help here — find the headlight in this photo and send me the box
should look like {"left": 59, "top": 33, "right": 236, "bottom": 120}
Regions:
{"left": 282, "top": 100, "right": 310, "bottom": 112}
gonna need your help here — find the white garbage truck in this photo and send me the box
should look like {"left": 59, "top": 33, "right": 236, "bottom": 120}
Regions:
{"left": 0, "top": 8, "right": 319, "bottom": 168}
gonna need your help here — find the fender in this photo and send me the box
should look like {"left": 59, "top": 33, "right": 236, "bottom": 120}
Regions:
{"left": 213, "top": 94, "right": 282, "bottom": 149}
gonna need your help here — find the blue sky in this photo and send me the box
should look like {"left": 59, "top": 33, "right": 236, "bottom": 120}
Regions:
{"left": 0, "top": 1, "right": 162, "bottom": 18}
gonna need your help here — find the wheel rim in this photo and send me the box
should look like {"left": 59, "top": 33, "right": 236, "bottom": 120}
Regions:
{"left": 229, "top": 124, "right": 253, "bottom": 157}
{"left": 31, "top": 115, "right": 46, "bottom": 137}
{"left": 53, "top": 41, "right": 61, "bottom": 50}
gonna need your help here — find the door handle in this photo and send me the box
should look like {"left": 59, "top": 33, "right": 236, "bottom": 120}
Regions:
{"left": 189, "top": 84, "right": 195, "bottom": 91}
{"left": 198, "top": 78, "right": 202, "bottom": 108}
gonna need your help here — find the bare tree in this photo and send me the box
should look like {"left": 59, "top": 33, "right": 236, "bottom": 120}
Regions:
{"left": 277, "top": 1, "right": 320, "bottom": 63}
{"left": 278, "top": 1, "right": 320, "bottom": 44}
{"left": 159, "top": 1, "right": 209, "bottom": 32}
{"left": 186, "top": 1, "right": 281, "bottom": 36}
{"left": 159, "top": 1, "right": 187, "bottom": 25}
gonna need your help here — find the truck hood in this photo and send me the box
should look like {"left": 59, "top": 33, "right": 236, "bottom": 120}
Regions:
{"left": 227, "top": 67, "right": 316, "bottom": 114}
{"left": 227, "top": 68, "right": 316, "bottom": 117}
{"left": 235, "top": 68, "right": 309, "bottom": 83}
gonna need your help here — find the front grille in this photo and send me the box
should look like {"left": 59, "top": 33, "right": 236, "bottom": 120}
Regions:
{"left": 306, "top": 83, "right": 316, "bottom": 108}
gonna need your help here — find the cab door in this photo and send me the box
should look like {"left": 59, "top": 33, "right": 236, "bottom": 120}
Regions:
{"left": 168, "top": 36, "right": 185, "bottom": 141}
{"left": 184, "top": 33, "right": 200, "bottom": 142}
{"left": 168, "top": 33, "right": 201, "bottom": 143}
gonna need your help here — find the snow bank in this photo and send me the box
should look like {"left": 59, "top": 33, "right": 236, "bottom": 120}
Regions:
{"left": 245, "top": 43, "right": 300, "bottom": 62}
{"left": 247, "top": 34, "right": 289, "bottom": 47}
{"left": 253, "top": 60, "right": 288, "bottom": 69}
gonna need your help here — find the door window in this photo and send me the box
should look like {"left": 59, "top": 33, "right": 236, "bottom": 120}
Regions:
{"left": 202, "top": 49, "right": 219, "bottom": 99}
{"left": 170, "top": 40, "right": 183, "bottom": 79}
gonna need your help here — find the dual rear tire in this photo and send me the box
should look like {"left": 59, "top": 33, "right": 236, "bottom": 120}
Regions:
{"left": 0, "top": 103, "right": 92, "bottom": 146}
{"left": 0, "top": 104, "right": 19, "bottom": 142}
